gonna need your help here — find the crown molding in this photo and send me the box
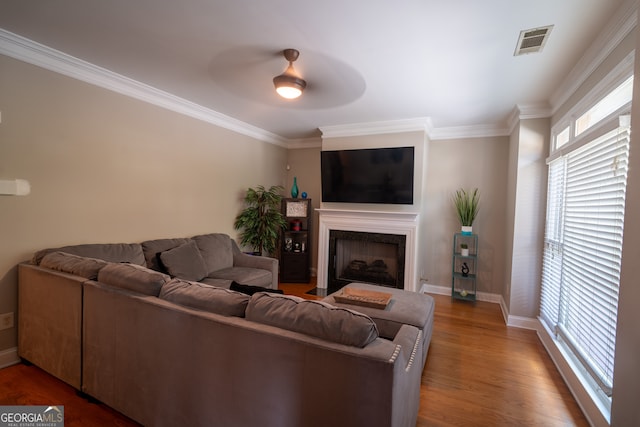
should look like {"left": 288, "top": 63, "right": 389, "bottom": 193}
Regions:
{"left": 507, "top": 103, "right": 553, "bottom": 134}
{"left": 549, "top": 0, "right": 638, "bottom": 115}
{"left": 319, "top": 118, "right": 431, "bottom": 138}
{"left": 428, "top": 123, "right": 511, "bottom": 140}
{"left": 286, "top": 137, "right": 323, "bottom": 149}
{"left": 0, "top": 29, "right": 288, "bottom": 147}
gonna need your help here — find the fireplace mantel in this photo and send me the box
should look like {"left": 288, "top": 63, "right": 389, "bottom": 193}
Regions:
{"left": 316, "top": 209, "right": 420, "bottom": 292}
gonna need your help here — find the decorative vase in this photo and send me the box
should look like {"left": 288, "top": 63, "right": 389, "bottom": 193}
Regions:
{"left": 461, "top": 225, "right": 472, "bottom": 235}
{"left": 291, "top": 177, "right": 299, "bottom": 198}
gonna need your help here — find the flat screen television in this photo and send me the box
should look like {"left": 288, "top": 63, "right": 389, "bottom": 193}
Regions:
{"left": 321, "top": 146, "right": 414, "bottom": 204}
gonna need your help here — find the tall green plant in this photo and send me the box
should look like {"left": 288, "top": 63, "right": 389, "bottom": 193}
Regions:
{"left": 234, "top": 185, "right": 287, "bottom": 256}
{"left": 453, "top": 188, "right": 480, "bottom": 226}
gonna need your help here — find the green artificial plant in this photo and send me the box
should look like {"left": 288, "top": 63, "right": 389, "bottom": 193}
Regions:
{"left": 234, "top": 185, "right": 287, "bottom": 256}
{"left": 453, "top": 188, "right": 480, "bottom": 227}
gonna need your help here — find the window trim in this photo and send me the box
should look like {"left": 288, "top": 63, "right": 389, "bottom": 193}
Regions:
{"left": 551, "top": 51, "right": 634, "bottom": 155}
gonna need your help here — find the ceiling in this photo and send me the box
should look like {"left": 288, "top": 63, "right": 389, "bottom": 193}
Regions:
{"left": 0, "top": 0, "right": 627, "bottom": 141}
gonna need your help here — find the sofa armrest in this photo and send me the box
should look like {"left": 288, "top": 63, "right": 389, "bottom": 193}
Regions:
{"left": 390, "top": 324, "right": 422, "bottom": 372}
{"left": 389, "top": 323, "right": 423, "bottom": 427}
{"left": 231, "top": 241, "right": 279, "bottom": 289}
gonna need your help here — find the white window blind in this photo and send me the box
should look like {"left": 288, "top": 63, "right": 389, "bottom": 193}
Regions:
{"left": 540, "top": 123, "right": 630, "bottom": 396}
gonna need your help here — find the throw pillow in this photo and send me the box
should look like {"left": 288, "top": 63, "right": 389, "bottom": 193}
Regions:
{"left": 140, "top": 237, "right": 190, "bottom": 272}
{"left": 159, "top": 278, "right": 250, "bottom": 317}
{"left": 159, "top": 241, "right": 208, "bottom": 282}
{"left": 245, "top": 292, "right": 379, "bottom": 348}
{"left": 229, "top": 281, "right": 284, "bottom": 296}
{"left": 191, "top": 233, "right": 234, "bottom": 274}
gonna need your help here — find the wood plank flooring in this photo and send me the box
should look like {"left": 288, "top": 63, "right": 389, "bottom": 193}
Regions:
{"left": 0, "top": 280, "right": 588, "bottom": 426}
{"left": 283, "top": 281, "right": 589, "bottom": 426}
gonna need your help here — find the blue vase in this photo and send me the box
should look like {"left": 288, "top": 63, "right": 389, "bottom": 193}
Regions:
{"left": 291, "top": 177, "right": 299, "bottom": 198}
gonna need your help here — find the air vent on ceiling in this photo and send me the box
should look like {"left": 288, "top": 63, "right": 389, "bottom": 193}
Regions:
{"left": 514, "top": 25, "right": 553, "bottom": 56}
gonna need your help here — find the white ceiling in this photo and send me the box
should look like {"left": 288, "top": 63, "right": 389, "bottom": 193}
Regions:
{"left": 0, "top": 0, "right": 628, "bottom": 141}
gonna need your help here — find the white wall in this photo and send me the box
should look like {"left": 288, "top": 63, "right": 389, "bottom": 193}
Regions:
{"left": 0, "top": 54, "right": 288, "bottom": 351}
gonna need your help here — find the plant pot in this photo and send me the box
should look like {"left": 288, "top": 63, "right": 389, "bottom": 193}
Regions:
{"left": 461, "top": 248, "right": 469, "bottom": 256}
{"left": 461, "top": 226, "right": 473, "bottom": 235}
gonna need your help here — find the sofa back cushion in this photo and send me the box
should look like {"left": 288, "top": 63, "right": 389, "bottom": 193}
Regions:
{"left": 245, "top": 292, "right": 379, "bottom": 348}
{"left": 40, "top": 251, "right": 109, "bottom": 280}
{"left": 159, "top": 278, "right": 250, "bottom": 317}
{"left": 32, "top": 243, "right": 145, "bottom": 266}
{"left": 140, "top": 238, "right": 190, "bottom": 272}
{"left": 97, "top": 263, "right": 170, "bottom": 296}
{"left": 158, "top": 241, "right": 208, "bottom": 282}
{"left": 192, "top": 233, "right": 234, "bottom": 274}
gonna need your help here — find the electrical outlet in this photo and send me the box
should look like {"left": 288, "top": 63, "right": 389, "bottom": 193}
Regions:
{"left": 0, "top": 312, "right": 14, "bottom": 330}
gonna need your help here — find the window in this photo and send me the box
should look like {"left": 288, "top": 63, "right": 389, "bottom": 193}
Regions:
{"left": 541, "top": 74, "right": 632, "bottom": 411}
{"left": 575, "top": 76, "right": 633, "bottom": 137}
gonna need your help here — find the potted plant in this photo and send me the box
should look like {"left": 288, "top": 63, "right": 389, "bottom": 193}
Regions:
{"left": 453, "top": 188, "right": 480, "bottom": 235}
{"left": 234, "top": 185, "right": 287, "bottom": 256}
{"left": 460, "top": 243, "right": 469, "bottom": 257}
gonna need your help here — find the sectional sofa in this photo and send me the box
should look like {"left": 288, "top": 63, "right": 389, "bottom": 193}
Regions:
{"left": 18, "top": 233, "right": 432, "bottom": 427}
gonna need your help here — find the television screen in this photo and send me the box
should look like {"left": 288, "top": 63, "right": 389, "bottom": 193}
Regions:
{"left": 321, "top": 146, "right": 414, "bottom": 204}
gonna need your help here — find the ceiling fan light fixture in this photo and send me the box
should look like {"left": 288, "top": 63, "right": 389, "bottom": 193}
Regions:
{"left": 273, "top": 49, "right": 306, "bottom": 99}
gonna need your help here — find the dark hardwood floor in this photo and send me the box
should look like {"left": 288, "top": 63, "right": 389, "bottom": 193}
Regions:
{"left": 0, "top": 279, "right": 588, "bottom": 426}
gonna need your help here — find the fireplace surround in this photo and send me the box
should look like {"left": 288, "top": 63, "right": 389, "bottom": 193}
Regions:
{"left": 317, "top": 209, "right": 419, "bottom": 292}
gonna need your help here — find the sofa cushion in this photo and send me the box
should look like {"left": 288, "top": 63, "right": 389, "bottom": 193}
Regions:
{"left": 159, "top": 241, "right": 208, "bottom": 282}
{"left": 208, "top": 266, "right": 272, "bottom": 287}
{"left": 245, "top": 292, "right": 379, "bottom": 348}
{"left": 199, "top": 277, "right": 234, "bottom": 288}
{"left": 192, "top": 233, "right": 234, "bottom": 274}
{"left": 230, "top": 281, "right": 284, "bottom": 296}
{"left": 32, "top": 243, "right": 145, "bottom": 266}
{"left": 40, "top": 251, "right": 109, "bottom": 280}
{"left": 159, "top": 278, "right": 250, "bottom": 317}
{"left": 97, "top": 263, "right": 170, "bottom": 296}
{"left": 141, "top": 238, "right": 190, "bottom": 272}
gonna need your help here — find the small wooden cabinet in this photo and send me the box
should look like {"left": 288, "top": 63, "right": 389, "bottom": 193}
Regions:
{"left": 451, "top": 233, "right": 478, "bottom": 301}
{"left": 280, "top": 198, "right": 312, "bottom": 283}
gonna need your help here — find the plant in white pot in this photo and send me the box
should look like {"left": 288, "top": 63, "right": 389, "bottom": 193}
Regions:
{"left": 460, "top": 243, "right": 469, "bottom": 256}
{"left": 453, "top": 188, "right": 479, "bottom": 235}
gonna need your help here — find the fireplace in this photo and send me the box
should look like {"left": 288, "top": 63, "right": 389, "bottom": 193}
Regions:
{"left": 317, "top": 209, "right": 419, "bottom": 292}
{"left": 328, "top": 230, "right": 405, "bottom": 291}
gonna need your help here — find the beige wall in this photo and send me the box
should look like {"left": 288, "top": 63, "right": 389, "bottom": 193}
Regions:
{"left": 0, "top": 55, "right": 287, "bottom": 351}
{"left": 290, "top": 132, "right": 508, "bottom": 295}
{"left": 423, "top": 137, "right": 509, "bottom": 294}
{"left": 503, "top": 118, "right": 549, "bottom": 318}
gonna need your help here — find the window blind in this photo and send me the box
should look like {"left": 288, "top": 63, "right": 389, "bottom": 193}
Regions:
{"left": 540, "top": 124, "right": 629, "bottom": 396}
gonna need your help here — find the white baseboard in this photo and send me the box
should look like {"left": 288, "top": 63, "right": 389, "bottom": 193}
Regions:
{"left": 506, "top": 314, "right": 541, "bottom": 331}
{"left": 420, "top": 283, "right": 504, "bottom": 304}
{"left": 419, "top": 283, "right": 450, "bottom": 296}
{"left": 0, "top": 347, "right": 20, "bottom": 369}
